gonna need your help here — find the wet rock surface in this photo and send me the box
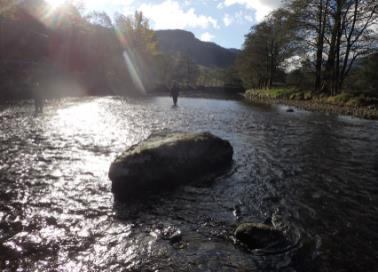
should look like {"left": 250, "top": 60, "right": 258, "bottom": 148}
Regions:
{"left": 235, "top": 223, "right": 286, "bottom": 250}
{"left": 109, "top": 131, "right": 233, "bottom": 201}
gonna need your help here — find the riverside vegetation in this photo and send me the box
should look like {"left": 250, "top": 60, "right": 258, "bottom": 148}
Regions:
{"left": 236, "top": 0, "right": 378, "bottom": 119}
{"left": 245, "top": 88, "right": 378, "bottom": 119}
{"left": 0, "top": 0, "right": 239, "bottom": 100}
{"left": 2, "top": 0, "right": 376, "bottom": 120}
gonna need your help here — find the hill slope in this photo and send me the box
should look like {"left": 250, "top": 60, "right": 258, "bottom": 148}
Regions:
{"left": 155, "top": 30, "right": 239, "bottom": 68}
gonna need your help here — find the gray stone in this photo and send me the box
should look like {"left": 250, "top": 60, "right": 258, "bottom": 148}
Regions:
{"left": 109, "top": 131, "right": 233, "bottom": 201}
{"left": 168, "top": 231, "right": 182, "bottom": 244}
{"left": 235, "top": 223, "right": 285, "bottom": 249}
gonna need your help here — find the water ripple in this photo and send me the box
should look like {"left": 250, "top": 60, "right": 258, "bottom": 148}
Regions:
{"left": 0, "top": 96, "right": 377, "bottom": 271}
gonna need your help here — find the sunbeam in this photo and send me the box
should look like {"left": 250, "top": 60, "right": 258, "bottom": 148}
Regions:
{"left": 114, "top": 25, "right": 147, "bottom": 94}
{"left": 45, "top": 0, "right": 66, "bottom": 9}
{"left": 123, "top": 50, "right": 146, "bottom": 94}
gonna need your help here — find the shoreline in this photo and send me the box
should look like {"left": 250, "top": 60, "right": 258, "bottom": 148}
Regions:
{"left": 245, "top": 91, "right": 378, "bottom": 120}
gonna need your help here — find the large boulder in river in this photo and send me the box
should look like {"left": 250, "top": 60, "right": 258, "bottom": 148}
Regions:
{"left": 109, "top": 131, "right": 233, "bottom": 201}
{"left": 235, "top": 223, "right": 286, "bottom": 250}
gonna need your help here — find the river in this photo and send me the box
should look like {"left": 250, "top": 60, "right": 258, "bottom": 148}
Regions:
{"left": 0, "top": 96, "right": 377, "bottom": 271}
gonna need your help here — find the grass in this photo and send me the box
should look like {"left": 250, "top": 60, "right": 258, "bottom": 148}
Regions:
{"left": 246, "top": 88, "right": 377, "bottom": 107}
{"left": 326, "top": 93, "right": 378, "bottom": 107}
{"left": 254, "top": 88, "right": 295, "bottom": 98}
{"left": 246, "top": 88, "right": 310, "bottom": 100}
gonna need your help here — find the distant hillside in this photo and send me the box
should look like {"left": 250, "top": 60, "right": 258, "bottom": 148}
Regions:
{"left": 155, "top": 30, "right": 239, "bottom": 68}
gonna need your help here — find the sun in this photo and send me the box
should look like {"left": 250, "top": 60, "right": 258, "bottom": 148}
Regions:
{"left": 45, "top": 0, "right": 66, "bottom": 9}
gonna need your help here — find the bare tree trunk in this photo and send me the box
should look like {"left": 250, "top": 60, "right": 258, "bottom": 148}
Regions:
{"left": 334, "top": 16, "right": 344, "bottom": 95}
{"left": 269, "top": 51, "right": 274, "bottom": 88}
{"left": 322, "top": 0, "right": 343, "bottom": 95}
{"left": 315, "top": 0, "right": 329, "bottom": 92}
{"left": 266, "top": 42, "right": 271, "bottom": 89}
{"left": 339, "top": 0, "right": 375, "bottom": 90}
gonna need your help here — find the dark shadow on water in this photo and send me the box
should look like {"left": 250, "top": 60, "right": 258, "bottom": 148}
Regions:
{"left": 112, "top": 162, "right": 235, "bottom": 220}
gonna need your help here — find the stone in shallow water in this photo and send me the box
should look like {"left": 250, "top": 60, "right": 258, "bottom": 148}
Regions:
{"left": 108, "top": 131, "right": 233, "bottom": 201}
{"left": 234, "top": 223, "right": 285, "bottom": 250}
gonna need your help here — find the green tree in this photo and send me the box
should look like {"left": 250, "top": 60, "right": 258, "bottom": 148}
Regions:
{"left": 289, "top": 0, "right": 331, "bottom": 92}
{"left": 237, "top": 9, "right": 294, "bottom": 89}
{"left": 85, "top": 11, "right": 112, "bottom": 28}
{"left": 115, "top": 11, "right": 160, "bottom": 92}
{"left": 350, "top": 53, "right": 378, "bottom": 96}
{"left": 223, "top": 68, "right": 243, "bottom": 90}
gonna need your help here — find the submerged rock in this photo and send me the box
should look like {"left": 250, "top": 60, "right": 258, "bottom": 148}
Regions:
{"left": 109, "top": 131, "right": 233, "bottom": 201}
{"left": 168, "top": 230, "right": 182, "bottom": 244}
{"left": 235, "top": 223, "right": 285, "bottom": 250}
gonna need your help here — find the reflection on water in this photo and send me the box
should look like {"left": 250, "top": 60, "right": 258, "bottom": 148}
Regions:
{"left": 54, "top": 102, "right": 105, "bottom": 134}
{"left": 0, "top": 96, "right": 377, "bottom": 271}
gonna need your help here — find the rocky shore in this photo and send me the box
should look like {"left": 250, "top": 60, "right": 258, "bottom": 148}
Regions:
{"left": 245, "top": 90, "right": 378, "bottom": 120}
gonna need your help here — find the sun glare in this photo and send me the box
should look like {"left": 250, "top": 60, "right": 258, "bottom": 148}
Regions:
{"left": 46, "top": 0, "right": 66, "bottom": 9}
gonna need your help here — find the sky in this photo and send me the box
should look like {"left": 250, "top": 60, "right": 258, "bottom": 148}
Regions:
{"left": 48, "top": 0, "right": 283, "bottom": 49}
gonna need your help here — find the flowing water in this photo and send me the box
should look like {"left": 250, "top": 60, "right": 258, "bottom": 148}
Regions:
{"left": 0, "top": 96, "right": 377, "bottom": 271}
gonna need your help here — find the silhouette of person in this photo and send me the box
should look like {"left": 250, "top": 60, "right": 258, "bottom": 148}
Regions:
{"left": 170, "top": 81, "right": 179, "bottom": 106}
{"left": 33, "top": 81, "right": 44, "bottom": 114}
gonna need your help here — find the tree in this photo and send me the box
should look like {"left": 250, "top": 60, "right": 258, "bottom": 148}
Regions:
{"left": 353, "top": 53, "right": 378, "bottom": 95}
{"left": 223, "top": 68, "right": 244, "bottom": 92}
{"left": 85, "top": 11, "right": 112, "bottom": 28}
{"left": 237, "top": 9, "right": 295, "bottom": 89}
{"left": 337, "top": 0, "right": 378, "bottom": 91}
{"left": 289, "top": 0, "right": 331, "bottom": 92}
{"left": 175, "top": 55, "right": 199, "bottom": 87}
{"left": 115, "top": 11, "right": 160, "bottom": 92}
{"left": 288, "top": 0, "right": 378, "bottom": 95}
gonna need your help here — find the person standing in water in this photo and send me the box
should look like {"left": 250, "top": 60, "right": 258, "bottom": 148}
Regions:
{"left": 170, "top": 81, "right": 180, "bottom": 106}
{"left": 33, "top": 81, "right": 44, "bottom": 114}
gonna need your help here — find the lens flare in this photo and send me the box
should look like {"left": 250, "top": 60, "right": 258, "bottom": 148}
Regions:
{"left": 115, "top": 26, "right": 146, "bottom": 94}
{"left": 123, "top": 51, "right": 146, "bottom": 94}
{"left": 45, "top": 0, "right": 66, "bottom": 9}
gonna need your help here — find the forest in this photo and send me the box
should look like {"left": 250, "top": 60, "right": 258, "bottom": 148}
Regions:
{"left": 236, "top": 0, "right": 378, "bottom": 105}
{"left": 1, "top": 0, "right": 377, "bottom": 104}
{"left": 0, "top": 0, "right": 225, "bottom": 99}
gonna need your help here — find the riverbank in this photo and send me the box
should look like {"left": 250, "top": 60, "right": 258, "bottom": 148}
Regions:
{"left": 245, "top": 89, "right": 378, "bottom": 120}
{"left": 149, "top": 86, "right": 244, "bottom": 99}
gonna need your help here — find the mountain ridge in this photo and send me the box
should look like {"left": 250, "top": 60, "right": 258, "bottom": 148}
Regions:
{"left": 155, "top": 29, "right": 240, "bottom": 69}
